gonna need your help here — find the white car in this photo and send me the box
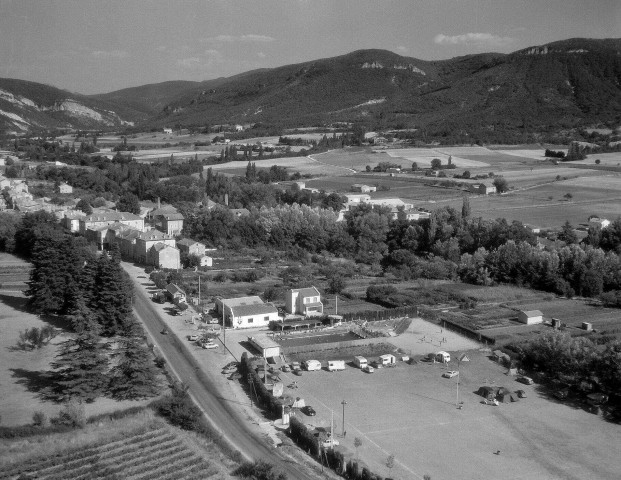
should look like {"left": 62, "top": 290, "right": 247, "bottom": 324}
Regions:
{"left": 322, "top": 436, "right": 340, "bottom": 448}
{"left": 202, "top": 342, "right": 218, "bottom": 349}
{"left": 442, "top": 371, "right": 459, "bottom": 378}
{"left": 363, "top": 365, "right": 375, "bottom": 373}
{"left": 188, "top": 334, "right": 199, "bottom": 341}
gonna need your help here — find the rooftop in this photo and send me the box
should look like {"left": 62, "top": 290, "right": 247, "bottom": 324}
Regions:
{"left": 292, "top": 286, "right": 321, "bottom": 298}
{"left": 231, "top": 303, "right": 278, "bottom": 317}
{"left": 221, "top": 296, "right": 264, "bottom": 308}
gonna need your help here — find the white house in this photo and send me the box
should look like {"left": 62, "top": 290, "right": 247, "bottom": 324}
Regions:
{"left": 517, "top": 310, "right": 543, "bottom": 325}
{"left": 285, "top": 286, "right": 323, "bottom": 316}
{"left": 216, "top": 296, "right": 279, "bottom": 329}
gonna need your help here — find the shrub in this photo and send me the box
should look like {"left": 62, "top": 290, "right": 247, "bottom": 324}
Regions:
{"left": 233, "top": 461, "right": 287, "bottom": 480}
{"left": 32, "top": 411, "right": 48, "bottom": 427}
{"left": 53, "top": 399, "right": 86, "bottom": 428}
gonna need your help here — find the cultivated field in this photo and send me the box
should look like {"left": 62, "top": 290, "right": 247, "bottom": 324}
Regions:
{"left": 278, "top": 347, "right": 620, "bottom": 480}
{"left": 205, "top": 155, "right": 352, "bottom": 177}
{"left": 0, "top": 411, "right": 234, "bottom": 480}
{"left": 385, "top": 147, "right": 492, "bottom": 168}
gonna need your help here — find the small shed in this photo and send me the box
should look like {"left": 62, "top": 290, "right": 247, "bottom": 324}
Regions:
{"left": 379, "top": 354, "right": 396, "bottom": 365}
{"left": 517, "top": 310, "right": 543, "bottom": 325}
{"left": 248, "top": 335, "right": 281, "bottom": 359}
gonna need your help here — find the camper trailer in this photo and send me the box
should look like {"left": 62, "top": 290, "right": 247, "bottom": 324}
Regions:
{"left": 328, "top": 360, "right": 345, "bottom": 372}
{"left": 302, "top": 359, "right": 322, "bottom": 371}
{"left": 353, "top": 356, "right": 368, "bottom": 369}
{"left": 435, "top": 351, "right": 450, "bottom": 363}
{"left": 378, "top": 354, "right": 396, "bottom": 366}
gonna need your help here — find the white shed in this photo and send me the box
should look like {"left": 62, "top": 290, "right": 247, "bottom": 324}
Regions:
{"left": 517, "top": 310, "right": 543, "bottom": 325}
{"left": 379, "top": 354, "right": 396, "bottom": 365}
{"left": 248, "top": 335, "right": 281, "bottom": 358}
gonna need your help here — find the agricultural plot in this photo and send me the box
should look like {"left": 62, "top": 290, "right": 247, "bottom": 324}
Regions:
{"left": 0, "top": 425, "right": 225, "bottom": 480}
{"left": 206, "top": 156, "right": 351, "bottom": 176}
{"left": 567, "top": 152, "right": 621, "bottom": 166}
{"left": 385, "top": 148, "right": 491, "bottom": 168}
{"left": 309, "top": 149, "right": 392, "bottom": 172}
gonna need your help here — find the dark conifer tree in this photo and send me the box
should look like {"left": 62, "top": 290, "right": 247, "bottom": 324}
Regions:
{"left": 109, "top": 320, "right": 160, "bottom": 400}
{"left": 52, "top": 328, "right": 109, "bottom": 401}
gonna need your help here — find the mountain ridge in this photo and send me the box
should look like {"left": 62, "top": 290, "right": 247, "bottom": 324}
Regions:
{"left": 1, "top": 37, "right": 619, "bottom": 135}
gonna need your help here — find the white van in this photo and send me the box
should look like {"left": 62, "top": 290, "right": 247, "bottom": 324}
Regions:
{"left": 328, "top": 360, "right": 345, "bottom": 372}
{"left": 353, "top": 356, "right": 367, "bottom": 369}
{"left": 303, "top": 359, "right": 322, "bottom": 371}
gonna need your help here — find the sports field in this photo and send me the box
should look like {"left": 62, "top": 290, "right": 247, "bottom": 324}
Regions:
{"left": 279, "top": 341, "right": 620, "bottom": 480}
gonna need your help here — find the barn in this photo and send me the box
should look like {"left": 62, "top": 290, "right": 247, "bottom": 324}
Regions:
{"left": 517, "top": 310, "right": 543, "bottom": 325}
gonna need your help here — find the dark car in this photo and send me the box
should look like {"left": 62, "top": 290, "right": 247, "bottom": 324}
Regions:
{"left": 301, "top": 406, "right": 316, "bottom": 416}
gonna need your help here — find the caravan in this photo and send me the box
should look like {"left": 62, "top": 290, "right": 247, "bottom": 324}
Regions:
{"left": 353, "top": 356, "right": 368, "bottom": 369}
{"left": 327, "top": 360, "right": 345, "bottom": 372}
{"left": 302, "top": 359, "right": 322, "bottom": 371}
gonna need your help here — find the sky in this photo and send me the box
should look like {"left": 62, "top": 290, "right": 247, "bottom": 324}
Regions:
{"left": 0, "top": 0, "right": 619, "bottom": 95}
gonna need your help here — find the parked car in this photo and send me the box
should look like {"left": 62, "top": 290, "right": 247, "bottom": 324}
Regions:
{"left": 322, "top": 436, "right": 339, "bottom": 448}
{"left": 301, "top": 406, "right": 316, "bottom": 416}
{"left": 516, "top": 376, "right": 534, "bottom": 385}
{"left": 291, "top": 362, "right": 301, "bottom": 371}
{"left": 188, "top": 334, "right": 199, "bottom": 341}
{"left": 442, "top": 371, "right": 459, "bottom": 378}
{"left": 293, "top": 369, "right": 303, "bottom": 376}
{"left": 202, "top": 342, "right": 218, "bottom": 349}
{"left": 363, "top": 365, "right": 375, "bottom": 373}
{"left": 281, "top": 364, "right": 291, "bottom": 372}
{"left": 161, "top": 328, "right": 169, "bottom": 335}
{"left": 481, "top": 398, "right": 499, "bottom": 406}
{"left": 516, "top": 389, "right": 527, "bottom": 398}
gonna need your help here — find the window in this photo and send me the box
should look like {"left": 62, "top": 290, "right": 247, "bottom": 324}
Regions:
{"left": 264, "top": 316, "right": 269, "bottom": 321}
{"left": 247, "top": 318, "right": 253, "bottom": 324}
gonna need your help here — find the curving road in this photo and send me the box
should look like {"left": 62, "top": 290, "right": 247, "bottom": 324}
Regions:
{"left": 130, "top": 275, "right": 320, "bottom": 480}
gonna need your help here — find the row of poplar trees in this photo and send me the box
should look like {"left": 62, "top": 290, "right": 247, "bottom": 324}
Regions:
{"left": 24, "top": 212, "right": 159, "bottom": 402}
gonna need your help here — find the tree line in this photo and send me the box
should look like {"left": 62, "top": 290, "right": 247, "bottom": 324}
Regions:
{"left": 9, "top": 212, "right": 160, "bottom": 402}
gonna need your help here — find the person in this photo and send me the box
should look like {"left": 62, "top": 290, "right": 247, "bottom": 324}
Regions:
{"left": 495, "top": 450, "right": 501, "bottom": 455}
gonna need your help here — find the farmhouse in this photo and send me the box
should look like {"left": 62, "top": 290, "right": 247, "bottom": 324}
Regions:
{"left": 468, "top": 183, "right": 496, "bottom": 195}
{"left": 517, "top": 310, "right": 543, "bottom": 325}
{"left": 366, "top": 198, "right": 414, "bottom": 210}
{"left": 386, "top": 167, "right": 401, "bottom": 174}
{"left": 344, "top": 193, "right": 372, "bottom": 205}
{"left": 60, "top": 211, "right": 85, "bottom": 232}
{"left": 199, "top": 255, "right": 213, "bottom": 267}
{"left": 285, "top": 286, "right": 323, "bottom": 316}
{"left": 350, "top": 184, "right": 376, "bottom": 193}
{"left": 216, "top": 296, "right": 280, "bottom": 329}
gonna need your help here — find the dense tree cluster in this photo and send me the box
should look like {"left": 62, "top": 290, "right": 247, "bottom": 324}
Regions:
{"left": 515, "top": 331, "right": 621, "bottom": 395}
{"left": 9, "top": 215, "right": 160, "bottom": 401}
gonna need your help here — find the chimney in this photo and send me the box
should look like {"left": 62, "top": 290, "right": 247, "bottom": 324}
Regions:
{"left": 224, "top": 193, "right": 229, "bottom": 206}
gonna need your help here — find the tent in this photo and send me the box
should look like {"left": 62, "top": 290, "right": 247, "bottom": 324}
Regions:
{"left": 497, "top": 387, "right": 519, "bottom": 403}
{"left": 291, "top": 397, "right": 306, "bottom": 409}
{"left": 477, "top": 386, "right": 498, "bottom": 399}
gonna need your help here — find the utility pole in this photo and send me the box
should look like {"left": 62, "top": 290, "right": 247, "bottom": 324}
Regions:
{"left": 341, "top": 399, "right": 347, "bottom": 437}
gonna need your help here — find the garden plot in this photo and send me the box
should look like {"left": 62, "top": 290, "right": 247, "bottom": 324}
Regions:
{"left": 385, "top": 148, "right": 491, "bottom": 168}
{"left": 493, "top": 148, "right": 553, "bottom": 160}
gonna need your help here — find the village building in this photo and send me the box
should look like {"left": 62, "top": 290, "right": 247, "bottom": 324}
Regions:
{"left": 61, "top": 211, "right": 86, "bottom": 232}
{"left": 468, "top": 183, "right": 496, "bottom": 195}
{"left": 285, "top": 286, "right": 323, "bottom": 316}
{"left": 589, "top": 217, "right": 611, "bottom": 229}
{"left": 155, "top": 212, "right": 184, "bottom": 236}
{"left": 216, "top": 296, "right": 279, "bottom": 329}
{"left": 177, "top": 238, "right": 206, "bottom": 257}
{"left": 79, "top": 212, "right": 144, "bottom": 235}
{"left": 199, "top": 255, "right": 213, "bottom": 267}
{"left": 350, "top": 184, "right": 377, "bottom": 193}
{"left": 147, "top": 243, "right": 181, "bottom": 270}
{"left": 115, "top": 228, "right": 142, "bottom": 259}
{"left": 134, "top": 230, "right": 176, "bottom": 264}
{"left": 166, "top": 284, "right": 186, "bottom": 303}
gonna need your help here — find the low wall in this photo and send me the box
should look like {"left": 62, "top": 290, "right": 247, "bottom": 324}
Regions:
{"left": 281, "top": 336, "right": 388, "bottom": 355}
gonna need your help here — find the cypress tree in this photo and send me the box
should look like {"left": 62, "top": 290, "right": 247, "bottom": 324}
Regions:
{"left": 109, "top": 320, "right": 160, "bottom": 400}
{"left": 462, "top": 195, "right": 471, "bottom": 219}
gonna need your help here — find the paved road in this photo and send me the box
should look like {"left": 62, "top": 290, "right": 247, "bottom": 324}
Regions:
{"left": 130, "top": 275, "right": 320, "bottom": 480}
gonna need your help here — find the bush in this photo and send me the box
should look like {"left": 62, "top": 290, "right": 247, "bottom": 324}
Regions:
{"left": 32, "top": 411, "right": 48, "bottom": 427}
{"left": 152, "top": 387, "right": 202, "bottom": 431}
{"left": 233, "top": 461, "right": 287, "bottom": 480}
{"left": 53, "top": 400, "right": 86, "bottom": 428}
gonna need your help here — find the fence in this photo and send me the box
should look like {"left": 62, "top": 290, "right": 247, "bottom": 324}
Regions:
{"left": 281, "top": 336, "right": 388, "bottom": 355}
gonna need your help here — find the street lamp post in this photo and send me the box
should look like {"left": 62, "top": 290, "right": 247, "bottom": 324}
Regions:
{"left": 341, "top": 400, "right": 347, "bottom": 437}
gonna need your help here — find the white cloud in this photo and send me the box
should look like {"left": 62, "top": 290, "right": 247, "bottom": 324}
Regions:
{"left": 177, "top": 57, "right": 202, "bottom": 69}
{"left": 434, "top": 32, "right": 514, "bottom": 47}
{"left": 202, "top": 34, "right": 275, "bottom": 43}
{"left": 91, "top": 49, "right": 130, "bottom": 59}
{"left": 396, "top": 45, "right": 408, "bottom": 54}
